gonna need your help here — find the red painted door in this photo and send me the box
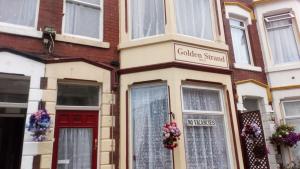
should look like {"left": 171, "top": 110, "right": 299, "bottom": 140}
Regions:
{"left": 52, "top": 110, "right": 98, "bottom": 169}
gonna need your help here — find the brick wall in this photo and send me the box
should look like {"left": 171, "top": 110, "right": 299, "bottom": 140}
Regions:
{"left": 0, "top": 0, "right": 119, "bottom": 66}
{"left": 222, "top": 0, "right": 267, "bottom": 84}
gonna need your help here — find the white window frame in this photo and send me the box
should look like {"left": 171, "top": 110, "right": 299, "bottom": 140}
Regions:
{"left": 229, "top": 17, "right": 254, "bottom": 66}
{"left": 55, "top": 81, "right": 102, "bottom": 111}
{"left": 0, "top": 0, "right": 41, "bottom": 38}
{"left": 264, "top": 12, "right": 300, "bottom": 66}
{"left": 62, "top": 0, "right": 104, "bottom": 41}
{"left": 173, "top": 0, "right": 218, "bottom": 42}
{"left": 127, "top": 0, "right": 166, "bottom": 41}
{"left": 282, "top": 99, "right": 300, "bottom": 122}
{"left": 180, "top": 84, "right": 234, "bottom": 169}
{"left": 128, "top": 82, "right": 172, "bottom": 169}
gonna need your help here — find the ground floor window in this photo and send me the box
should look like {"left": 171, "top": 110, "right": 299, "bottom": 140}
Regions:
{"left": 283, "top": 100, "right": 300, "bottom": 160}
{"left": 130, "top": 83, "right": 173, "bottom": 169}
{"left": 182, "top": 85, "right": 230, "bottom": 169}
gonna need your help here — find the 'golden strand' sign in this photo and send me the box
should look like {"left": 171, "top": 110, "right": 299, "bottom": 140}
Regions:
{"left": 174, "top": 43, "right": 229, "bottom": 69}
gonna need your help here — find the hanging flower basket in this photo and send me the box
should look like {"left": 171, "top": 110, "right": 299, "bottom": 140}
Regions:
{"left": 162, "top": 112, "right": 181, "bottom": 150}
{"left": 270, "top": 124, "right": 300, "bottom": 147}
{"left": 28, "top": 109, "right": 51, "bottom": 142}
{"left": 241, "top": 122, "right": 262, "bottom": 143}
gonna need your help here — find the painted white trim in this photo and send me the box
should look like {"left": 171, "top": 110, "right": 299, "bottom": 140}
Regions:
{"left": 62, "top": 0, "right": 103, "bottom": 41}
{"left": 55, "top": 34, "right": 110, "bottom": 48}
{"left": 55, "top": 105, "right": 100, "bottom": 111}
{"left": 0, "top": 23, "right": 42, "bottom": 38}
{"left": 234, "top": 63, "right": 263, "bottom": 72}
{"left": 0, "top": 0, "right": 41, "bottom": 38}
{"left": 0, "top": 102, "right": 27, "bottom": 108}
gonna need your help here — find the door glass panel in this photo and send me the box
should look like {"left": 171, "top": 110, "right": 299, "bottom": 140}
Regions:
{"left": 57, "top": 128, "right": 93, "bottom": 169}
{"left": 57, "top": 83, "right": 99, "bottom": 106}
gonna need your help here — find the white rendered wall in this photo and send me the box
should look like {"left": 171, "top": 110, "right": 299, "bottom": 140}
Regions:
{"left": 0, "top": 51, "right": 45, "bottom": 169}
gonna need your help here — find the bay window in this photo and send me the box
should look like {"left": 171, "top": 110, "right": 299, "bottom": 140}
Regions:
{"left": 174, "top": 0, "right": 214, "bottom": 40}
{"left": 230, "top": 19, "right": 252, "bottom": 65}
{"left": 131, "top": 0, "right": 165, "bottom": 39}
{"left": 265, "top": 13, "right": 300, "bottom": 64}
{"left": 283, "top": 100, "right": 300, "bottom": 161}
{"left": 0, "top": 0, "right": 39, "bottom": 27}
{"left": 130, "top": 84, "right": 172, "bottom": 169}
{"left": 182, "top": 86, "right": 230, "bottom": 169}
{"left": 64, "top": 0, "right": 102, "bottom": 39}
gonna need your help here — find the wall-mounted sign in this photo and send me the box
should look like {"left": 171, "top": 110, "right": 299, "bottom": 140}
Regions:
{"left": 186, "top": 119, "right": 216, "bottom": 127}
{"left": 174, "top": 43, "right": 229, "bottom": 69}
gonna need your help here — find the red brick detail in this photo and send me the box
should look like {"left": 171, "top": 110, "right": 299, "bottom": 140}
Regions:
{"left": 222, "top": 1, "right": 267, "bottom": 85}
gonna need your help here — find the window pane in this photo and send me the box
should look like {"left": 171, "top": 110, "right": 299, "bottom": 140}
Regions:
{"left": 131, "top": 84, "right": 172, "bottom": 169}
{"left": 230, "top": 21, "right": 251, "bottom": 65}
{"left": 243, "top": 98, "right": 259, "bottom": 112}
{"left": 229, "top": 20, "right": 244, "bottom": 27}
{"left": 184, "top": 114, "right": 229, "bottom": 169}
{"left": 57, "top": 83, "right": 99, "bottom": 106}
{"left": 0, "top": 0, "right": 38, "bottom": 27}
{"left": 174, "top": 0, "right": 213, "bottom": 40}
{"left": 266, "top": 18, "right": 300, "bottom": 64}
{"left": 65, "top": 2, "right": 100, "bottom": 38}
{"left": 131, "top": 0, "right": 165, "bottom": 39}
{"left": 283, "top": 101, "right": 300, "bottom": 117}
{"left": 182, "top": 87, "right": 221, "bottom": 112}
{"left": 0, "top": 77, "right": 30, "bottom": 103}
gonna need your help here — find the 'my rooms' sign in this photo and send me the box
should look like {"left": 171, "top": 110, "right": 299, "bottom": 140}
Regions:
{"left": 174, "top": 43, "right": 229, "bottom": 69}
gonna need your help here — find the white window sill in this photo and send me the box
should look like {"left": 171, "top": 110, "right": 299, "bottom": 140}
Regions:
{"left": 56, "top": 34, "right": 110, "bottom": 48}
{"left": 234, "top": 63, "right": 262, "bottom": 72}
{"left": 0, "top": 23, "right": 42, "bottom": 38}
{"left": 267, "top": 62, "right": 300, "bottom": 73}
{"left": 118, "top": 34, "right": 229, "bottom": 51}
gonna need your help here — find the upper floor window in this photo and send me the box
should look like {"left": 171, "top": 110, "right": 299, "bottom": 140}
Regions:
{"left": 0, "top": 0, "right": 39, "bottom": 28}
{"left": 174, "top": 0, "right": 213, "bottom": 40}
{"left": 64, "top": 0, "right": 102, "bottom": 39}
{"left": 230, "top": 18, "right": 252, "bottom": 65}
{"left": 131, "top": 0, "right": 165, "bottom": 39}
{"left": 265, "top": 13, "right": 300, "bottom": 65}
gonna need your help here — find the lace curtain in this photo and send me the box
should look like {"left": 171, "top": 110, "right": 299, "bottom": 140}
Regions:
{"left": 230, "top": 20, "right": 251, "bottom": 65}
{"left": 131, "top": 0, "right": 165, "bottom": 39}
{"left": 131, "top": 84, "right": 172, "bottom": 169}
{"left": 65, "top": 0, "right": 100, "bottom": 38}
{"left": 0, "top": 0, "right": 38, "bottom": 27}
{"left": 182, "top": 87, "right": 229, "bottom": 169}
{"left": 266, "top": 18, "right": 300, "bottom": 64}
{"left": 57, "top": 128, "right": 93, "bottom": 169}
{"left": 182, "top": 87, "right": 221, "bottom": 112}
{"left": 174, "top": 0, "right": 213, "bottom": 40}
{"left": 284, "top": 101, "right": 300, "bottom": 161}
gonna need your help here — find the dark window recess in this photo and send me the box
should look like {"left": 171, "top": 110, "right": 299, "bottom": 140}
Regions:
{"left": 0, "top": 77, "right": 30, "bottom": 103}
{"left": 57, "top": 83, "right": 99, "bottom": 106}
